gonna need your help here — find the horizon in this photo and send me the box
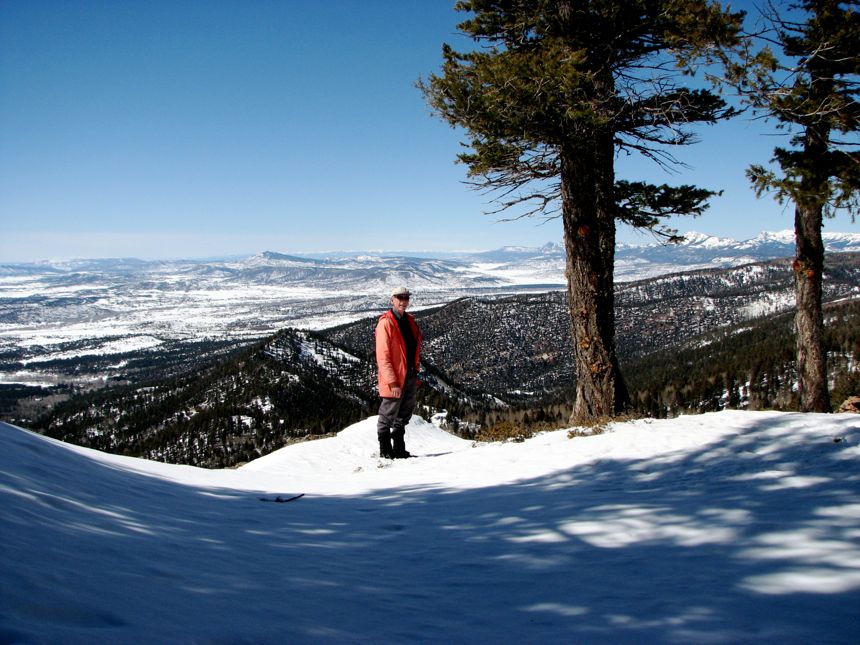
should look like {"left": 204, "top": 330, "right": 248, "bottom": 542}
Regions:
{"left": 4, "top": 227, "right": 860, "bottom": 266}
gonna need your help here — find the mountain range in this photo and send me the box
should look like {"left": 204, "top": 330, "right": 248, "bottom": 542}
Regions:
{"left": 21, "top": 249, "right": 860, "bottom": 467}
{"left": 2, "top": 230, "right": 859, "bottom": 452}
{"left": 2, "top": 229, "right": 858, "bottom": 336}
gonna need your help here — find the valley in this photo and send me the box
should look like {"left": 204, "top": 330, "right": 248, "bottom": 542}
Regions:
{"left": 2, "top": 231, "right": 859, "bottom": 468}
{"left": 3, "top": 230, "right": 859, "bottom": 391}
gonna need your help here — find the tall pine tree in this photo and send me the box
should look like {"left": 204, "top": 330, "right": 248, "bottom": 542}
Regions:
{"left": 420, "top": 0, "right": 742, "bottom": 422}
{"left": 730, "top": 0, "right": 859, "bottom": 412}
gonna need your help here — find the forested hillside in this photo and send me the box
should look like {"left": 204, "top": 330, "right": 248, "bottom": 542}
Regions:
{"left": 27, "top": 254, "right": 860, "bottom": 467}
{"left": 37, "top": 331, "right": 377, "bottom": 467}
{"left": 626, "top": 299, "right": 860, "bottom": 416}
{"left": 325, "top": 253, "right": 860, "bottom": 399}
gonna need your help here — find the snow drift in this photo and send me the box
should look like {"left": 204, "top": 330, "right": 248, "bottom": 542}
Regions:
{"left": 2, "top": 411, "right": 860, "bottom": 643}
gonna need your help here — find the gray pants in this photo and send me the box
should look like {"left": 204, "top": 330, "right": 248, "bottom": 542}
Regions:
{"left": 377, "top": 372, "right": 418, "bottom": 437}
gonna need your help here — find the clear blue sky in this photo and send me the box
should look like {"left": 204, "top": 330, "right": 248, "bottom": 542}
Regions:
{"left": 0, "top": 0, "right": 855, "bottom": 262}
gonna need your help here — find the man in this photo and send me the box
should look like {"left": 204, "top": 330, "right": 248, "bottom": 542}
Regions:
{"left": 375, "top": 286, "right": 422, "bottom": 459}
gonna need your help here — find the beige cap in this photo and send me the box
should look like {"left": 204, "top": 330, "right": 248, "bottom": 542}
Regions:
{"left": 391, "top": 286, "right": 411, "bottom": 297}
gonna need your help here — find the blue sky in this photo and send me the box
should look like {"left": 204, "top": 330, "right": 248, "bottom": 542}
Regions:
{"left": 0, "top": 0, "right": 855, "bottom": 263}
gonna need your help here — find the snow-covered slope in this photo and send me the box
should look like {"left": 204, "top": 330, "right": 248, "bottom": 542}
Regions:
{"left": 2, "top": 411, "right": 860, "bottom": 643}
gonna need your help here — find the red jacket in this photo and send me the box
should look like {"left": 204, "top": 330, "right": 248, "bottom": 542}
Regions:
{"left": 375, "top": 310, "right": 421, "bottom": 398}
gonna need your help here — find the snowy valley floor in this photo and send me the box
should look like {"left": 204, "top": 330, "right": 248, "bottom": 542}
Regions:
{"left": 2, "top": 410, "right": 860, "bottom": 644}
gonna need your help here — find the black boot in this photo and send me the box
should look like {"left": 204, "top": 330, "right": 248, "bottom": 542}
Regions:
{"left": 391, "top": 430, "right": 411, "bottom": 459}
{"left": 378, "top": 431, "right": 395, "bottom": 459}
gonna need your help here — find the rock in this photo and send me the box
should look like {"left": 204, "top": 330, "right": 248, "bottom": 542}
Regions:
{"left": 837, "top": 396, "right": 860, "bottom": 413}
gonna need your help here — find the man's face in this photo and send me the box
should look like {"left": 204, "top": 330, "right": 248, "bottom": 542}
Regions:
{"left": 391, "top": 294, "right": 410, "bottom": 315}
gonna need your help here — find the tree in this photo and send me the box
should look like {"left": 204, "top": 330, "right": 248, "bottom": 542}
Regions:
{"left": 420, "top": 0, "right": 742, "bottom": 422}
{"left": 729, "top": 0, "right": 859, "bottom": 412}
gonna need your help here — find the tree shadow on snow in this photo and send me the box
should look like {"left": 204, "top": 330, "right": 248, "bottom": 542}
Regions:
{"left": 2, "top": 414, "right": 860, "bottom": 644}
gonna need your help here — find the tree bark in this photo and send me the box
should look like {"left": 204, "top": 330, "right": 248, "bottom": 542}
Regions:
{"left": 793, "top": 123, "right": 832, "bottom": 413}
{"left": 793, "top": 202, "right": 831, "bottom": 412}
{"left": 561, "top": 136, "right": 629, "bottom": 423}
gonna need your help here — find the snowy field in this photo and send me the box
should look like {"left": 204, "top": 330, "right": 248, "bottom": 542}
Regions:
{"left": 0, "top": 266, "right": 556, "bottom": 386}
{"left": 4, "top": 232, "right": 859, "bottom": 387}
{"left": 2, "top": 410, "right": 860, "bottom": 643}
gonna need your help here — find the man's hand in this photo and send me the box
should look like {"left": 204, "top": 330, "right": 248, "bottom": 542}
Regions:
{"left": 390, "top": 386, "right": 402, "bottom": 398}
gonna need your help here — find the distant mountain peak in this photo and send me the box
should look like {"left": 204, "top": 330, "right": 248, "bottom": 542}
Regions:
{"left": 245, "top": 251, "right": 326, "bottom": 267}
{"left": 677, "top": 231, "right": 738, "bottom": 248}
{"left": 752, "top": 230, "right": 795, "bottom": 244}
{"left": 258, "top": 251, "right": 302, "bottom": 261}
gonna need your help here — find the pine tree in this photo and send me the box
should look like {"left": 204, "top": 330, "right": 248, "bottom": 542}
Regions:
{"left": 420, "top": 0, "right": 742, "bottom": 422}
{"left": 729, "top": 0, "right": 859, "bottom": 411}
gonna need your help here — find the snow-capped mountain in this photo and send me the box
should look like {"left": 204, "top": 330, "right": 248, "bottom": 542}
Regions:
{"left": 459, "top": 230, "right": 860, "bottom": 283}
{"left": 613, "top": 230, "right": 860, "bottom": 275}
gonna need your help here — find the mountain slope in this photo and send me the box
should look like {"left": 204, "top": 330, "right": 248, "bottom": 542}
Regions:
{"left": 2, "top": 410, "right": 859, "bottom": 643}
{"left": 34, "top": 330, "right": 380, "bottom": 467}
{"left": 27, "top": 253, "right": 860, "bottom": 465}
{"left": 325, "top": 253, "right": 860, "bottom": 399}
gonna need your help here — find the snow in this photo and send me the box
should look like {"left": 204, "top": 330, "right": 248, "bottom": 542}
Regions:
{"left": 6, "top": 230, "right": 860, "bottom": 378}
{"left": 747, "top": 230, "right": 797, "bottom": 246}
{"left": 20, "top": 335, "right": 165, "bottom": 364}
{"left": 679, "top": 231, "right": 739, "bottom": 248}
{"left": 2, "top": 410, "right": 860, "bottom": 643}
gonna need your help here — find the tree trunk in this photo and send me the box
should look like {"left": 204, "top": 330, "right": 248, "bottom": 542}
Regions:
{"left": 793, "top": 201, "right": 831, "bottom": 412}
{"left": 787, "top": 45, "right": 835, "bottom": 414}
{"left": 561, "top": 138, "right": 629, "bottom": 424}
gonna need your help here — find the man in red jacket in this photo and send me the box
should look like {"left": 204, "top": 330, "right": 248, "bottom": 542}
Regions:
{"left": 375, "top": 286, "right": 422, "bottom": 458}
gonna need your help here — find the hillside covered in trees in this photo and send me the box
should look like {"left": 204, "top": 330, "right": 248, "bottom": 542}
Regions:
{"left": 19, "top": 254, "right": 859, "bottom": 467}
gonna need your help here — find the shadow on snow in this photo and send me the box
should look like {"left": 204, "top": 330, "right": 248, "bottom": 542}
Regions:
{"left": 1, "top": 414, "right": 859, "bottom": 643}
